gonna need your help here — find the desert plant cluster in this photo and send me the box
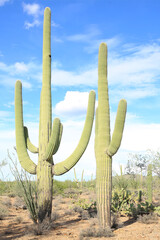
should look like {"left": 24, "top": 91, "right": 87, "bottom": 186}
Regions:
{"left": 0, "top": 6, "right": 160, "bottom": 240}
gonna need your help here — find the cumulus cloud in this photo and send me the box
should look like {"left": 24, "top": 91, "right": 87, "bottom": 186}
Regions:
{"left": 24, "top": 19, "right": 40, "bottom": 29}
{"left": 14, "top": 62, "right": 28, "bottom": 73}
{"left": 51, "top": 67, "right": 97, "bottom": 87}
{"left": 0, "top": 0, "right": 10, "bottom": 6}
{"left": 0, "top": 61, "right": 41, "bottom": 88}
{"left": 22, "top": 3, "right": 43, "bottom": 29}
{"left": 54, "top": 91, "right": 92, "bottom": 117}
{"left": 122, "top": 123, "right": 160, "bottom": 151}
{"left": 66, "top": 24, "right": 101, "bottom": 43}
{"left": 51, "top": 40, "right": 160, "bottom": 101}
{"left": 22, "top": 3, "right": 42, "bottom": 17}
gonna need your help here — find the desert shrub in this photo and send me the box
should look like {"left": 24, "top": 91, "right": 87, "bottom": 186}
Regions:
{"left": 72, "top": 198, "right": 97, "bottom": 218}
{"left": 13, "top": 196, "right": 26, "bottom": 209}
{"left": 0, "top": 203, "right": 8, "bottom": 220}
{"left": 63, "top": 188, "right": 81, "bottom": 199}
{"left": 64, "top": 209, "right": 74, "bottom": 216}
{"left": 111, "top": 213, "right": 119, "bottom": 228}
{"left": 79, "top": 227, "right": 114, "bottom": 240}
{"left": 51, "top": 212, "right": 60, "bottom": 221}
{"left": 0, "top": 181, "right": 16, "bottom": 196}
{"left": 15, "top": 216, "right": 23, "bottom": 224}
{"left": 72, "top": 205, "right": 83, "bottom": 214}
{"left": 154, "top": 206, "right": 160, "bottom": 216}
{"left": 81, "top": 210, "right": 90, "bottom": 220}
{"left": 9, "top": 152, "right": 38, "bottom": 223}
{"left": 137, "top": 213, "right": 159, "bottom": 224}
{"left": 26, "top": 218, "right": 53, "bottom": 236}
{"left": 112, "top": 188, "right": 133, "bottom": 214}
{"left": 1, "top": 196, "right": 12, "bottom": 207}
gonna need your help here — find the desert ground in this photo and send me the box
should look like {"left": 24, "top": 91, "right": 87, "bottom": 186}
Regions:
{"left": 0, "top": 192, "right": 160, "bottom": 240}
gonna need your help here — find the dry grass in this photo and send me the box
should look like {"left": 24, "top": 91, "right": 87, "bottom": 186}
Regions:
{"left": 79, "top": 226, "right": 114, "bottom": 240}
{"left": 0, "top": 203, "right": 9, "bottom": 220}
{"left": 137, "top": 213, "right": 159, "bottom": 224}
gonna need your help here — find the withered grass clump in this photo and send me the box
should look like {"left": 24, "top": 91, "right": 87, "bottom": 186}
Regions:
{"left": 51, "top": 212, "right": 60, "bottom": 221}
{"left": 137, "top": 213, "right": 159, "bottom": 224}
{"left": 79, "top": 226, "right": 114, "bottom": 240}
{"left": 26, "top": 218, "right": 53, "bottom": 236}
{"left": 1, "top": 196, "right": 12, "bottom": 207}
{"left": 0, "top": 203, "right": 9, "bottom": 220}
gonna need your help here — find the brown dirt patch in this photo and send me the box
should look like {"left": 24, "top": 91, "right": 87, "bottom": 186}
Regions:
{"left": 0, "top": 196, "right": 160, "bottom": 240}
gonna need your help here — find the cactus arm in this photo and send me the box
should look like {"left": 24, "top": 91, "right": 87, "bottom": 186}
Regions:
{"left": 53, "top": 122, "right": 63, "bottom": 155}
{"left": 15, "top": 80, "right": 37, "bottom": 174}
{"left": 42, "top": 118, "right": 61, "bottom": 161}
{"left": 94, "top": 107, "right": 98, "bottom": 157}
{"left": 107, "top": 99, "right": 127, "bottom": 156}
{"left": 24, "top": 126, "right": 39, "bottom": 153}
{"left": 74, "top": 168, "right": 79, "bottom": 187}
{"left": 53, "top": 90, "right": 96, "bottom": 176}
{"left": 98, "top": 43, "right": 111, "bottom": 151}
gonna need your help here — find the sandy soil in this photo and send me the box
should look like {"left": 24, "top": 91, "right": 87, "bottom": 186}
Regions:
{"left": 0, "top": 195, "right": 160, "bottom": 240}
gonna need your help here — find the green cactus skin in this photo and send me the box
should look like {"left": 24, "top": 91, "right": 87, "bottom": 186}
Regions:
{"left": 147, "top": 164, "right": 152, "bottom": 203}
{"left": 15, "top": 7, "right": 95, "bottom": 222}
{"left": 138, "top": 190, "right": 142, "bottom": 202}
{"left": 74, "top": 168, "right": 84, "bottom": 189}
{"left": 95, "top": 43, "right": 127, "bottom": 228}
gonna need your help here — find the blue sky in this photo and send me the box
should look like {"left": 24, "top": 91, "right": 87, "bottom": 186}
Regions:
{"left": 0, "top": 0, "right": 160, "bottom": 181}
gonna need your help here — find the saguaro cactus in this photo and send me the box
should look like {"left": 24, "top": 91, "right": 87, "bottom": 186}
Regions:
{"left": 95, "top": 43, "right": 127, "bottom": 228}
{"left": 147, "top": 164, "right": 152, "bottom": 203}
{"left": 15, "top": 7, "right": 95, "bottom": 222}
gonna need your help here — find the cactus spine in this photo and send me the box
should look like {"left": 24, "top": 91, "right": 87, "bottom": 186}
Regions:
{"left": 147, "top": 164, "right": 152, "bottom": 203}
{"left": 95, "top": 43, "right": 127, "bottom": 228}
{"left": 15, "top": 7, "right": 95, "bottom": 222}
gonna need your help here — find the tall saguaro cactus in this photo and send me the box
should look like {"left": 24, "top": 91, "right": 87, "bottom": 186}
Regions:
{"left": 15, "top": 7, "right": 95, "bottom": 222}
{"left": 95, "top": 43, "right": 127, "bottom": 228}
{"left": 147, "top": 164, "right": 152, "bottom": 203}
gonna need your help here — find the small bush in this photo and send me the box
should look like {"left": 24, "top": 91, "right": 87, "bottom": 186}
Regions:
{"left": 13, "top": 196, "right": 26, "bottom": 209}
{"left": 111, "top": 213, "right": 119, "bottom": 228}
{"left": 79, "top": 227, "right": 114, "bottom": 240}
{"left": 51, "top": 212, "right": 60, "bottom": 221}
{"left": 72, "top": 205, "right": 83, "bottom": 214}
{"left": 15, "top": 216, "right": 23, "bottom": 224}
{"left": 0, "top": 204, "right": 8, "bottom": 220}
{"left": 137, "top": 213, "right": 159, "bottom": 224}
{"left": 154, "top": 206, "right": 160, "bottom": 216}
{"left": 64, "top": 209, "right": 74, "bottom": 216}
{"left": 26, "top": 218, "right": 53, "bottom": 236}
{"left": 1, "top": 196, "right": 12, "bottom": 207}
{"left": 81, "top": 210, "right": 90, "bottom": 220}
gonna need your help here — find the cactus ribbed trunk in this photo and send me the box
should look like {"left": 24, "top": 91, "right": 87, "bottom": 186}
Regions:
{"left": 96, "top": 44, "right": 112, "bottom": 228}
{"left": 95, "top": 43, "right": 127, "bottom": 229}
{"left": 147, "top": 164, "right": 152, "bottom": 203}
{"left": 15, "top": 7, "right": 95, "bottom": 224}
{"left": 37, "top": 7, "right": 53, "bottom": 222}
{"left": 96, "top": 154, "right": 112, "bottom": 228}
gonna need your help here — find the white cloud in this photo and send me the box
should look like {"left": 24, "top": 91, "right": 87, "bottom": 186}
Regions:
{"left": 0, "top": 0, "right": 9, "bottom": 6}
{"left": 22, "top": 3, "right": 42, "bottom": 17}
{"left": 14, "top": 62, "right": 28, "bottom": 73}
{"left": 121, "top": 123, "right": 160, "bottom": 151}
{"left": 51, "top": 66, "right": 97, "bottom": 87}
{"left": 108, "top": 44, "right": 160, "bottom": 87}
{"left": 51, "top": 21, "right": 59, "bottom": 28}
{"left": 22, "top": 3, "right": 43, "bottom": 29}
{"left": 24, "top": 19, "right": 41, "bottom": 29}
{"left": 0, "top": 61, "right": 41, "bottom": 88}
{"left": 0, "top": 111, "right": 11, "bottom": 117}
{"left": 54, "top": 91, "right": 90, "bottom": 116}
{"left": 1, "top": 111, "right": 160, "bottom": 180}
{"left": 66, "top": 24, "right": 101, "bottom": 43}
